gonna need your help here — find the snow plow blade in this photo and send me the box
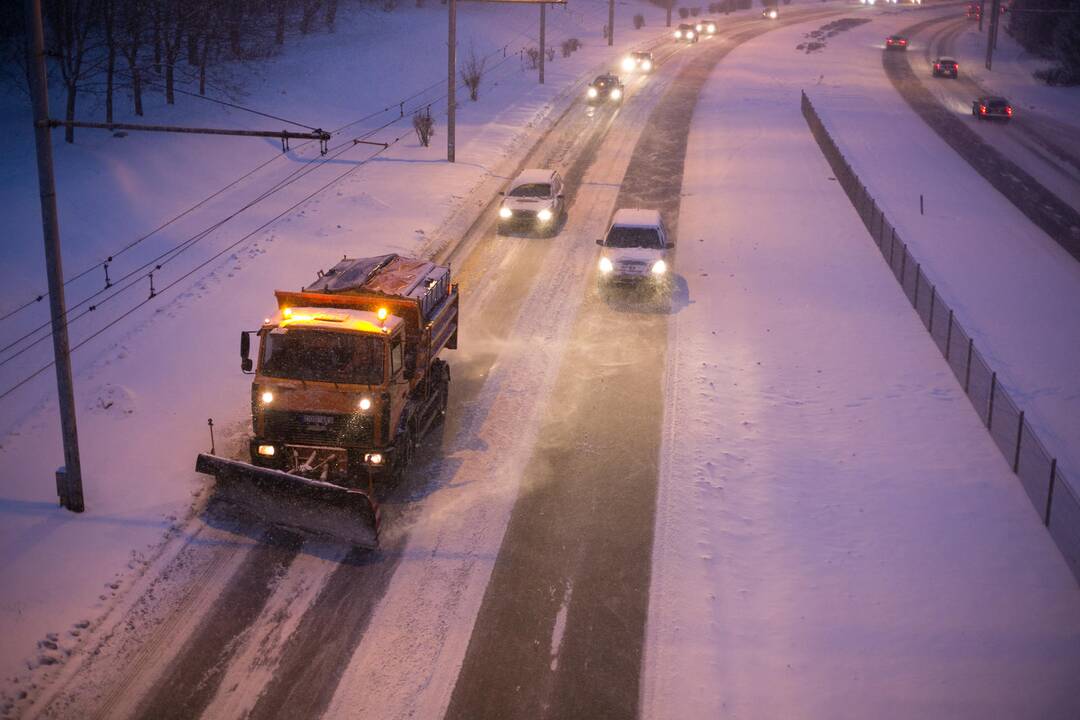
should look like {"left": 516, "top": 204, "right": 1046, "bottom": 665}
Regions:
{"left": 196, "top": 453, "right": 379, "bottom": 549}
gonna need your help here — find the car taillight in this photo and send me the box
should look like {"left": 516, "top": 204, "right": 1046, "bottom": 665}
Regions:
{"left": 935, "top": 63, "right": 940, "bottom": 69}
{"left": 980, "top": 105, "right": 987, "bottom": 114}
{"left": 1006, "top": 106, "right": 1013, "bottom": 115}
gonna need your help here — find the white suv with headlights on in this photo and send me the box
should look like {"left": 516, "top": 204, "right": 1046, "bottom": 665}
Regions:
{"left": 497, "top": 168, "right": 566, "bottom": 237}
{"left": 596, "top": 208, "right": 673, "bottom": 292}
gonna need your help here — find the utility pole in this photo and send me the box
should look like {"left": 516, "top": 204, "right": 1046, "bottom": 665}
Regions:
{"left": 667, "top": 0, "right": 674, "bottom": 26}
{"left": 24, "top": 0, "right": 84, "bottom": 513}
{"left": 978, "top": 0, "right": 985, "bottom": 32}
{"left": 608, "top": 0, "right": 615, "bottom": 45}
{"left": 448, "top": 0, "right": 457, "bottom": 163}
{"left": 985, "top": 0, "right": 1001, "bottom": 69}
{"left": 539, "top": 3, "right": 546, "bottom": 84}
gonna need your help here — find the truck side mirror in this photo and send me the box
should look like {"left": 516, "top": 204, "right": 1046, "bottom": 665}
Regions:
{"left": 595, "top": 238, "right": 604, "bottom": 245}
{"left": 498, "top": 191, "right": 505, "bottom": 196}
{"left": 666, "top": 242, "right": 675, "bottom": 249}
{"left": 240, "top": 331, "right": 254, "bottom": 374}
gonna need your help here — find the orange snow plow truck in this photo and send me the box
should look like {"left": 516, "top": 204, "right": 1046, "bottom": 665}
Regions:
{"left": 196, "top": 254, "right": 458, "bottom": 549}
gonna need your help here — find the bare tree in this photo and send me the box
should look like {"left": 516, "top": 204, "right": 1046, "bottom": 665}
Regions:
{"left": 460, "top": 43, "right": 485, "bottom": 101}
{"left": 44, "top": 0, "right": 100, "bottom": 143}
{"left": 413, "top": 106, "right": 434, "bottom": 146}
{"left": 325, "top": 0, "right": 338, "bottom": 31}
{"left": 101, "top": 0, "right": 116, "bottom": 122}
{"left": 118, "top": 0, "right": 146, "bottom": 115}
{"left": 299, "top": 0, "right": 322, "bottom": 34}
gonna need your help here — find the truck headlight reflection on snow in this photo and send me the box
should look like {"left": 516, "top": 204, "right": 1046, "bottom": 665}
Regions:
{"left": 599, "top": 257, "right": 614, "bottom": 273}
{"left": 499, "top": 206, "right": 512, "bottom": 219}
{"left": 537, "top": 208, "right": 553, "bottom": 222}
{"left": 651, "top": 259, "right": 667, "bottom": 275}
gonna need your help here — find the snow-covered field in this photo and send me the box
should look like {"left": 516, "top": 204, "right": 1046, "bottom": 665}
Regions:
{"left": 0, "top": 0, "right": 677, "bottom": 685}
{"left": 807, "top": 8, "right": 1080, "bottom": 497}
{"left": 645, "top": 9, "right": 1080, "bottom": 719}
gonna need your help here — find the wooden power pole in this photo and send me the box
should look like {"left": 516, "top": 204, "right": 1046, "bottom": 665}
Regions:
{"left": 24, "top": 0, "right": 85, "bottom": 512}
{"left": 448, "top": 0, "right": 457, "bottom": 162}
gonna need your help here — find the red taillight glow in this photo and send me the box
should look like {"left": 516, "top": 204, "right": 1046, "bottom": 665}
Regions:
{"left": 1006, "top": 106, "right": 1013, "bottom": 115}
{"left": 900, "top": 39, "right": 907, "bottom": 44}
{"left": 980, "top": 105, "right": 987, "bottom": 114}
{"left": 935, "top": 63, "right": 940, "bottom": 69}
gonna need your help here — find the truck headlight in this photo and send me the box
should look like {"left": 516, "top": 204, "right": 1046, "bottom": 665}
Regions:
{"left": 622, "top": 57, "right": 635, "bottom": 71}
{"left": 499, "top": 206, "right": 512, "bottom": 219}
{"left": 537, "top": 208, "right": 553, "bottom": 222}
{"left": 358, "top": 396, "right": 372, "bottom": 411}
{"left": 261, "top": 391, "right": 274, "bottom": 404}
{"left": 587, "top": 87, "right": 598, "bottom": 98}
{"left": 365, "top": 453, "right": 383, "bottom": 465}
{"left": 599, "top": 257, "right": 613, "bottom": 273}
{"left": 257, "top": 444, "right": 276, "bottom": 457}
{"left": 674, "top": 30, "right": 682, "bottom": 38}
{"left": 642, "top": 60, "right": 652, "bottom": 71}
{"left": 610, "top": 88, "right": 622, "bottom": 100}
{"left": 651, "top": 259, "right": 667, "bottom": 275}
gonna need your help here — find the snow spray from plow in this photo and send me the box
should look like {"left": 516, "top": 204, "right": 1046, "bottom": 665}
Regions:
{"left": 196, "top": 453, "right": 380, "bottom": 550}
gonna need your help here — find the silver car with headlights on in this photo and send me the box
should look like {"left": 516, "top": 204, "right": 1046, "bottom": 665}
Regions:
{"left": 596, "top": 209, "right": 673, "bottom": 294}
{"left": 497, "top": 168, "right": 566, "bottom": 237}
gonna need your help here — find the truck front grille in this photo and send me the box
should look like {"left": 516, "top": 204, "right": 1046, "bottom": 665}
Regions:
{"left": 262, "top": 410, "right": 374, "bottom": 446}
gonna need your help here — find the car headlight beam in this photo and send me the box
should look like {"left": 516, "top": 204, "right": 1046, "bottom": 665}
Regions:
{"left": 537, "top": 208, "right": 553, "bottom": 222}
{"left": 587, "top": 87, "right": 598, "bottom": 98}
{"left": 610, "top": 88, "right": 622, "bottom": 100}
{"left": 642, "top": 60, "right": 652, "bottom": 71}
{"left": 358, "top": 396, "right": 372, "bottom": 411}
{"left": 499, "top": 206, "right": 512, "bottom": 219}
{"left": 622, "top": 57, "right": 635, "bottom": 71}
{"left": 261, "top": 390, "right": 274, "bottom": 404}
{"left": 651, "top": 259, "right": 667, "bottom": 275}
{"left": 599, "top": 256, "right": 613, "bottom": 273}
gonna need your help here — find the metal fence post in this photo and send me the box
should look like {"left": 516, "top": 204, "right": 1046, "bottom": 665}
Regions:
{"left": 928, "top": 285, "right": 936, "bottom": 332}
{"left": 1045, "top": 458, "right": 1057, "bottom": 526}
{"left": 964, "top": 337, "right": 973, "bottom": 392}
{"left": 900, "top": 245, "right": 907, "bottom": 284}
{"left": 945, "top": 310, "right": 954, "bottom": 360}
{"left": 987, "top": 371, "right": 997, "bottom": 429}
{"left": 913, "top": 261, "right": 920, "bottom": 303}
{"left": 1012, "top": 410, "right": 1024, "bottom": 472}
{"left": 889, "top": 229, "right": 896, "bottom": 265}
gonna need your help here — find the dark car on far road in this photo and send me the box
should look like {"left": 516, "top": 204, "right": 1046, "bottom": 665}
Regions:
{"left": 586, "top": 73, "right": 624, "bottom": 104}
{"left": 932, "top": 57, "right": 959, "bottom": 78}
{"left": 972, "top": 95, "right": 1013, "bottom": 121}
{"left": 761, "top": 7, "right": 779, "bottom": 19}
{"left": 885, "top": 35, "right": 908, "bottom": 50}
{"left": 674, "top": 23, "right": 699, "bottom": 42}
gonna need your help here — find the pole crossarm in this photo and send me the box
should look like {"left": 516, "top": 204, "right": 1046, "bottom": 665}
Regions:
{"left": 45, "top": 119, "right": 332, "bottom": 153}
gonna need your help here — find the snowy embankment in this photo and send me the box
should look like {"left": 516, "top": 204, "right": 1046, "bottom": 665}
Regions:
{"left": 0, "top": 0, "right": 670, "bottom": 686}
{"left": 644, "top": 9, "right": 1080, "bottom": 720}
{"left": 807, "top": 9, "right": 1080, "bottom": 495}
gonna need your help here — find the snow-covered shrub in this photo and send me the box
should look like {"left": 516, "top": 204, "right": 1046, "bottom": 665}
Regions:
{"left": 461, "top": 45, "right": 486, "bottom": 100}
{"left": 525, "top": 46, "right": 541, "bottom": 69}
{"left": 413, "top": 107, "right": 435, "bottom": 146}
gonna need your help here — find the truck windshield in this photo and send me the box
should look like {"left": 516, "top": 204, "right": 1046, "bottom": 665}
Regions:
{"left": 261, "top": 329, "right": 385, "bottom": 385}
{"left": 605, "top": 226, "right": 662, "bottom": 249}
